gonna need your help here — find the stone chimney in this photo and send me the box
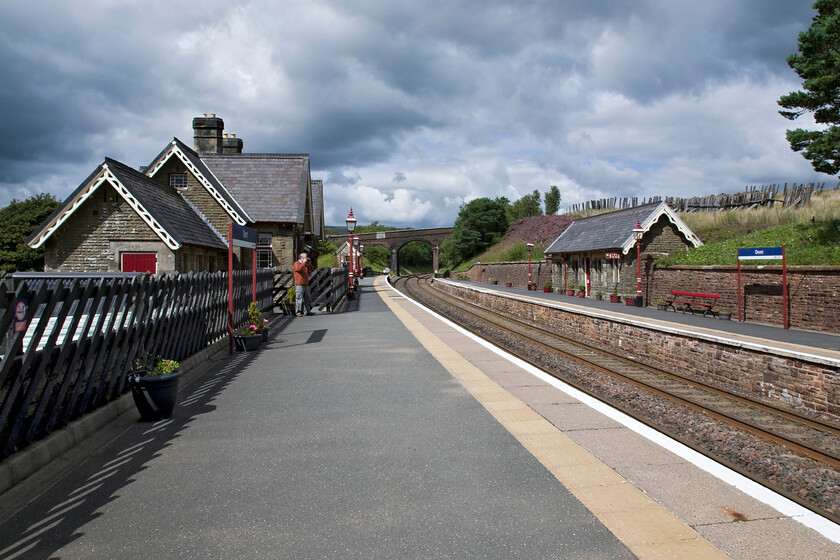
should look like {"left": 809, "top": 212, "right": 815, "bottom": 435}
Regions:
{"left": 222, "top": 133, "right": 244, "bottom": 154}
{"left": 193, "top": 113, "right": 224, "bottom": 153}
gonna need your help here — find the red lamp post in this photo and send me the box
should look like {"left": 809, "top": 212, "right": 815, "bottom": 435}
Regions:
{"left": 345, "top": 209, "right": 356, "bottom": 293}
{"left": 352, "top": 235, "right": 360, "bottom": 284}
{"left": 633, "top": 220, "right": 644, "bottom": 305}
{"left": 526, "top": 241, "right": 534, "bottom": 289}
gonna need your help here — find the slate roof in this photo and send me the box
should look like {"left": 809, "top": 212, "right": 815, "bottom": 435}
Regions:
{"left": 145, "top": 138, "right": 251, "bottom": 224}
{"left": 545, "top": 203, "right": 686, "bottom": 255}
{"left": 199, "top": 153, "right": 310, "bottom": 224}
{"left": 104, "top": 159, "right": 227, "bottom": 249}
{"left": 27, "top": 158, "right": 227, "bottom": 250}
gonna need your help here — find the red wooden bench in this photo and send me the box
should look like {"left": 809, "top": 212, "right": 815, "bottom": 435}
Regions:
{"left": 664, "top": 290, "right": 720, "bottom": 317}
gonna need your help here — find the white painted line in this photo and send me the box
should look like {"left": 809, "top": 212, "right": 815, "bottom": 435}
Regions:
{"left": 387, "top": 279, "right": 840, "bottom": 543}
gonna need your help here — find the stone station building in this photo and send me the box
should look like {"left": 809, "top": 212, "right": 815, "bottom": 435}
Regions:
{"left": 27, "top": 115, "right": 324, "bottom": 274}
{"left": 544, "top": 203, "right": 702, "bottom": 300}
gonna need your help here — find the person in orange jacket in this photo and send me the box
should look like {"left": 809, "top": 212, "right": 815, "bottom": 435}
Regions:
{"left": 293, "top": 252, "right": 315, "bottom": 316}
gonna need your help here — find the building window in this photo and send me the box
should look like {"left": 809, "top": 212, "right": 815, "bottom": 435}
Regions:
{"left": 257, "top": 250, "right": 273, "bottom": 269}
{"left": 170, "top": 173, "right": 187, "bottom": 189}
{"left": 257, "top": 232, "right": 273, "bottom": 269}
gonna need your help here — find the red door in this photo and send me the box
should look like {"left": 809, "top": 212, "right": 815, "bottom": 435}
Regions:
{"left": 121, "top": 253, "right": 157, "bottom": 273}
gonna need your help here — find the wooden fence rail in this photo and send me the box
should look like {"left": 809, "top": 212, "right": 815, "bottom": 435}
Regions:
{"left": 0, "top": 269, "right": 272, "bottom": 458}
{"left": 564, "top": 182, "right": 836, "bottom": 214}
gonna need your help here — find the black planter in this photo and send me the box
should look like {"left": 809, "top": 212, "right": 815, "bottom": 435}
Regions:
{"left": 128, "top": 370, "right": 183, "bottom": 422}
{"left": 260, "top": 327, "right": 269, "bottom": 342}
{"left": 234, "top": 334, "right": 261, "bottom": 351}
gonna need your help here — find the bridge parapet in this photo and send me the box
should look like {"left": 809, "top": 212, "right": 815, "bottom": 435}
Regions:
{"left": 332, "top": 227, "right": 453, "bottom": 273}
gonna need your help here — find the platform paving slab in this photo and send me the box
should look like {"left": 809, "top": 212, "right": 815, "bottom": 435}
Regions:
{"left": 0, "top": 279, "right": 634, "bottom": 560}
{"left": 383, "top": 277, "right": 840, "bottom": 560}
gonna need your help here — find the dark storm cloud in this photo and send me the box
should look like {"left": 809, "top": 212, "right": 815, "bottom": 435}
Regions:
{"left": 0, "top": 0, "right": 830, "bottom": 226}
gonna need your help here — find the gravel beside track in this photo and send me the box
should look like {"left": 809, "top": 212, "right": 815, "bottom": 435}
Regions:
{"left": 395, "top": 275, "right": 840, "bottom": 522}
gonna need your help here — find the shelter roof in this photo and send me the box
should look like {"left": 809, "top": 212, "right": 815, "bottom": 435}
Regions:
{"left": 544, "top": 202, "right": 702, "bottom": 255}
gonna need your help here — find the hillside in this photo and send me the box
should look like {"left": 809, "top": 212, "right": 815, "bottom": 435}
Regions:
{"left": 468, "top": 188, "right": 840, "bottom": 268}
{"left": 473, "top": 214, "right": 575, "bottom": 264}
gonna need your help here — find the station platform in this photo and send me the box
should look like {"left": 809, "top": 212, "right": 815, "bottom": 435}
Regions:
{"left": 450, "top": 279, "right": 840, "bottom": 360}
{"left": 0, "top": 276, "right": 838, "bottom": 559}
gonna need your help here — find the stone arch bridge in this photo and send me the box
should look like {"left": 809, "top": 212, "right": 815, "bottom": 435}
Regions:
{"left": 333, "top": 227, "right": 453, "bottom": 274}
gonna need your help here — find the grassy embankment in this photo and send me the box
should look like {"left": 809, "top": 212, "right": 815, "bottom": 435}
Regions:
{"left": 660, "top": 189, "right": 840, "bottom": 266}
{"left": 449, "top": 189, "right": 840, "bottom": 271}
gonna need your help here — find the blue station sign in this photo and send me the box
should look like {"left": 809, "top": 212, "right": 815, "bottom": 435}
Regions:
{"left": 231, "top": 224, "right": 256, "bottom": 249}
{"left": 737, "top": 246, "right": 783, "bottom": 261}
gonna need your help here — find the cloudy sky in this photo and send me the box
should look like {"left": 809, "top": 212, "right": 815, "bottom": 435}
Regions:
{"left": 0, "top": 0, "right": 832, "bottom": 228}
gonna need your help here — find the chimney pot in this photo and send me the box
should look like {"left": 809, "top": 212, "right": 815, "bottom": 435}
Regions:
{"left": 193, "top": 114, "right": 225, "bottom": 153}
{"left": 222, "top": 132, "right": 244, "bottom": 154}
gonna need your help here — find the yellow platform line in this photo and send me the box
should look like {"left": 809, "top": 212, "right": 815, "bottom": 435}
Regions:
{"left": 375, "top": 277, "right": 731, "bottom": 560}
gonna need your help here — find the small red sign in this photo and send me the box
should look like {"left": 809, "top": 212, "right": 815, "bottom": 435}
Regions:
{"left": 605, "top": 252, "right": 621, "bottom": 260}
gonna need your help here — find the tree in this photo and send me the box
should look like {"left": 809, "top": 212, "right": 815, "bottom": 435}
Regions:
{"left": 778, "top": 1, "right": 840, "bottom": 174}
{"left": 0, "top": 194, "right": 61, "bottom": 275}
{"left": 440, "top": 197, "right": 509, "bottom": 266}
{"left": 544, "top": 185, "right": 562, "bottom": 215}
{"left": 507, "top": 190, "right": 543, "bottom": 222}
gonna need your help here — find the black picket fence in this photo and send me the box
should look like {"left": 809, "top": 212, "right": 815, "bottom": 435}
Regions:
{"left": 0, "top": 269, "right": 273, "bottom": 458}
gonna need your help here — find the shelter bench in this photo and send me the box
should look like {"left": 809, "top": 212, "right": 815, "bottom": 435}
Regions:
{"left": 664, "top": 290, "right": 720, "bottom": 317}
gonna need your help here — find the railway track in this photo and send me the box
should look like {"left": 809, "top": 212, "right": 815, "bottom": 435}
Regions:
{"left": 393, "top": 274, "right": 840, "bottom": 523}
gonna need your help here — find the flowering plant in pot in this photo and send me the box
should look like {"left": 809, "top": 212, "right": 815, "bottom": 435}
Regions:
{"left": 577, "top": 284, "right": 586, "bottom": 297}
{"left": 235, "top": 323, "right": 262, "bottom": 351}
{"left": 713, "top": 306, "right": 732, "bottom": 320}
{"left": 543, "top": 281, "right": 552, "bottom": 293}
{"left": 127, "top": 355, "right": 182, "bottom": 421}
{"left": 566, "top": 283, "right": 575, "bottom": 296}
{"left": 595, "top": 290, "right": 603, "bottom": 300}
{"left": 657, "top": 299, "right": 668, "bottom": 311}
{"left": 609, "top": 285, "right": 621, "bottom": 303}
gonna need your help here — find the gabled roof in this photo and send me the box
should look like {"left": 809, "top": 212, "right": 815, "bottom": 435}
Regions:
{"left": 199, "top": 153, "right": 310, "bottom": 224}
{"left": 27, "top": 158, "right": 227, "bottom": 251}
{"left": 144, "top": 138, "right": 250, "bottom": 225}
{"left": 544, "top": 202, "right": 702, "bottom": 255}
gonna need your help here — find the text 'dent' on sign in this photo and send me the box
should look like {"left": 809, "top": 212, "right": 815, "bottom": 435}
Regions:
{"left": 737, "top": 246, "right": 783, "bottom": 261}
{"left": 231, "top": 224, "right": 257, "bottom": 249}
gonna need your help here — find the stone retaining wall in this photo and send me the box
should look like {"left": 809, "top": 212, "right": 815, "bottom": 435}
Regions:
{"left": 435, "top": 279, "right": 840, "bottom": 425}
{"left": 459, "top": 262, "right": 840, "bottom": 334}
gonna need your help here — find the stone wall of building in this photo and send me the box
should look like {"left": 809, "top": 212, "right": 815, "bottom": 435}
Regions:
{"left": 45, "top": 185, "right": 164, "bottom": 272}
{"left": 434, "top": 279, "right": 840, "bottom": 423}
{"left": 153, "top": 158, "right": 230, "bottom": 236}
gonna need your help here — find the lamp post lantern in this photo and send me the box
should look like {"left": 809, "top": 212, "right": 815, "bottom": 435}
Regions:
{"left": 346, "top": 209, "right": 357, "bottom": 293}
{"left": 633, "top": 221, "right": 644, "bottom": 305}
{"left": 526, "top": 241, "right": 534, "bottom": 289}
